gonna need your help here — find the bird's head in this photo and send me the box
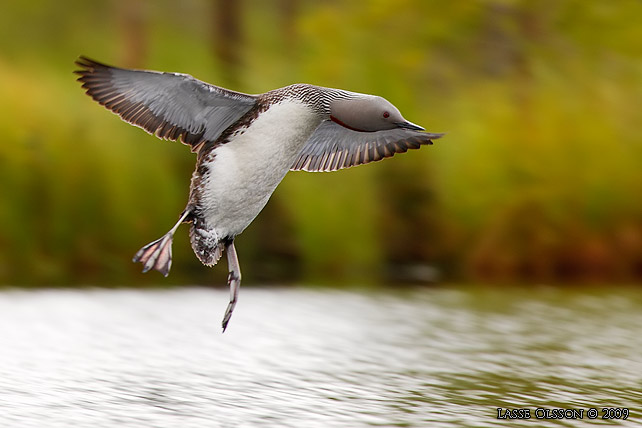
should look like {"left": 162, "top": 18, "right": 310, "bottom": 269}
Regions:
{"left": 329, "top": 95, "right": 424, "bottom": 132}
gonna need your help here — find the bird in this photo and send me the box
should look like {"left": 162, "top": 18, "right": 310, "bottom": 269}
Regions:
{"left": 74, "top": 56, "right": 443, "bottom": 331}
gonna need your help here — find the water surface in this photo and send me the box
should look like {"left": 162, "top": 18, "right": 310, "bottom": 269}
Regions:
{"left": 0, "top": 286, "right": 640, "bottom": 427}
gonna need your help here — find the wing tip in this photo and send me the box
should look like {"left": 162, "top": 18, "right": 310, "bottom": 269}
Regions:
{"left": 74, "top": 55, "right": 109, "bottom": 69}
{"left": 425, "top": 132, "right": 446, "bottom": 140}
{"left": 74, "top": 56, "right": 115, "bottom": 80}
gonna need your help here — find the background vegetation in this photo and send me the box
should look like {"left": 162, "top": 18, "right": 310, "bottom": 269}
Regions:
{"left": 1, "top": 0, "right": 641, "bottom": 286}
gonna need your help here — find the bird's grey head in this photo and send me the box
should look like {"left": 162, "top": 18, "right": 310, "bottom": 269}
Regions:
{"left": 329, "top": 95, "right": 424, "bottom": 132}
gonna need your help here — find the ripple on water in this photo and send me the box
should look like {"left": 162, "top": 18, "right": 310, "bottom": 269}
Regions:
{"left": 0, "top": 286, "right": 640, "bottom": 427}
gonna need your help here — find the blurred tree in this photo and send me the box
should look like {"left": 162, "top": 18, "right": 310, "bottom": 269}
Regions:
{"left": 279, "top": 0, "right": 299, "bottom": 57}
{"left": 377, "top": 161, "right": 445, "bottom": 283}
{"left": 212, "top": 0, "right": 243, "bottom": 86}
{"left": 117, "top": 0, "right": 149, "bottom": 68}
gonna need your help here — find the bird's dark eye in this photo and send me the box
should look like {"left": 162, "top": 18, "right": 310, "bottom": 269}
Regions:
{"left": 383, "top": 111, "right": 390, "bottom": 118}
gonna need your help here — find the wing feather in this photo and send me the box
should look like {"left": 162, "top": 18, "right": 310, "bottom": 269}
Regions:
{"left": 75, "top": 56, "right": 257, "bottom": 153}
{"left": 291, "top": 120, "right": 444, "bottom": 172}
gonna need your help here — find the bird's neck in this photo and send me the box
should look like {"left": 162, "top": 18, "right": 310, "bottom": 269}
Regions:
{"left": 263, "top": 84, "right": 360, "bottom": 118}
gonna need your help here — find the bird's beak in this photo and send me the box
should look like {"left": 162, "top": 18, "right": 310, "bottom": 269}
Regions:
{"left": 395, "top": 120, "right": 424, "bottom": 131}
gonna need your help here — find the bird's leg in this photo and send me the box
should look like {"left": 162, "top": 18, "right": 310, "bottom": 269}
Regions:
{"left": 221, "top": 239, "right": 241, "bottom": 332}
{"left": 133, "top": 210, "right": 190, "bottom": 277}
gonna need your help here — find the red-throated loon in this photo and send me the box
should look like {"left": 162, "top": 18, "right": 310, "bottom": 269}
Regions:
{"left": 75, "top": 56, "right": 443, "bottom": 331}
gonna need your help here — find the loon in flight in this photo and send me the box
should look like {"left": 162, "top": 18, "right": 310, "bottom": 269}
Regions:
{"left": 75, "top": 56, "right": 443, "bottom": 331}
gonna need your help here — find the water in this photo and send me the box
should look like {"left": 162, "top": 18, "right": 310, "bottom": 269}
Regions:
{"left": 0, "top": 286, "right": 640, "bottom": 427}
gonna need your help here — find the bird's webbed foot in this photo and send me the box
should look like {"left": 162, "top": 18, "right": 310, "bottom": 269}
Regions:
{"left": 132, "top": 210, "right": 190, "bottom": 277}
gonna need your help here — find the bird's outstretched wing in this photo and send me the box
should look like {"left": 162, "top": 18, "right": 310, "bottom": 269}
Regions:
{"left": 75, "top": 56, "right": 257, "bottom": 153}
{"left": 291, "top": 120, "right": 444, "bottom": 172}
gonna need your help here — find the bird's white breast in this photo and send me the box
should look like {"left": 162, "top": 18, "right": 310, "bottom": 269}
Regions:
{"left": 197, "top": 99, "right": 322, "bottom": 236}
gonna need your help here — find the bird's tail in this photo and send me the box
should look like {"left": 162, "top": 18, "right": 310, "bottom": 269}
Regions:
{"left": 189, "top": 222, "right": 226, "bottom": 267}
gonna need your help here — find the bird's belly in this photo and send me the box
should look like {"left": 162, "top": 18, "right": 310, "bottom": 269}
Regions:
{"left": 195, "top": 100, "right": 321, "bottom": 236}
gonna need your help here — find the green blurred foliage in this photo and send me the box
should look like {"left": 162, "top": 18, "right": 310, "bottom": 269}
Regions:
{"left": 0, "top": 0, "right": 641, "bottom": 286}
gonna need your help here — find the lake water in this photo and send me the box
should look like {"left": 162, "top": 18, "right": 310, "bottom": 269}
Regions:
{"left": 0, "top": 286, "right": 640, "bottom": 427}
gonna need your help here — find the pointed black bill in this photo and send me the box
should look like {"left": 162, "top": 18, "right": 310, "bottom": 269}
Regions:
{"left": 395, "top": 120, "right": 424, "bottom": 131}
